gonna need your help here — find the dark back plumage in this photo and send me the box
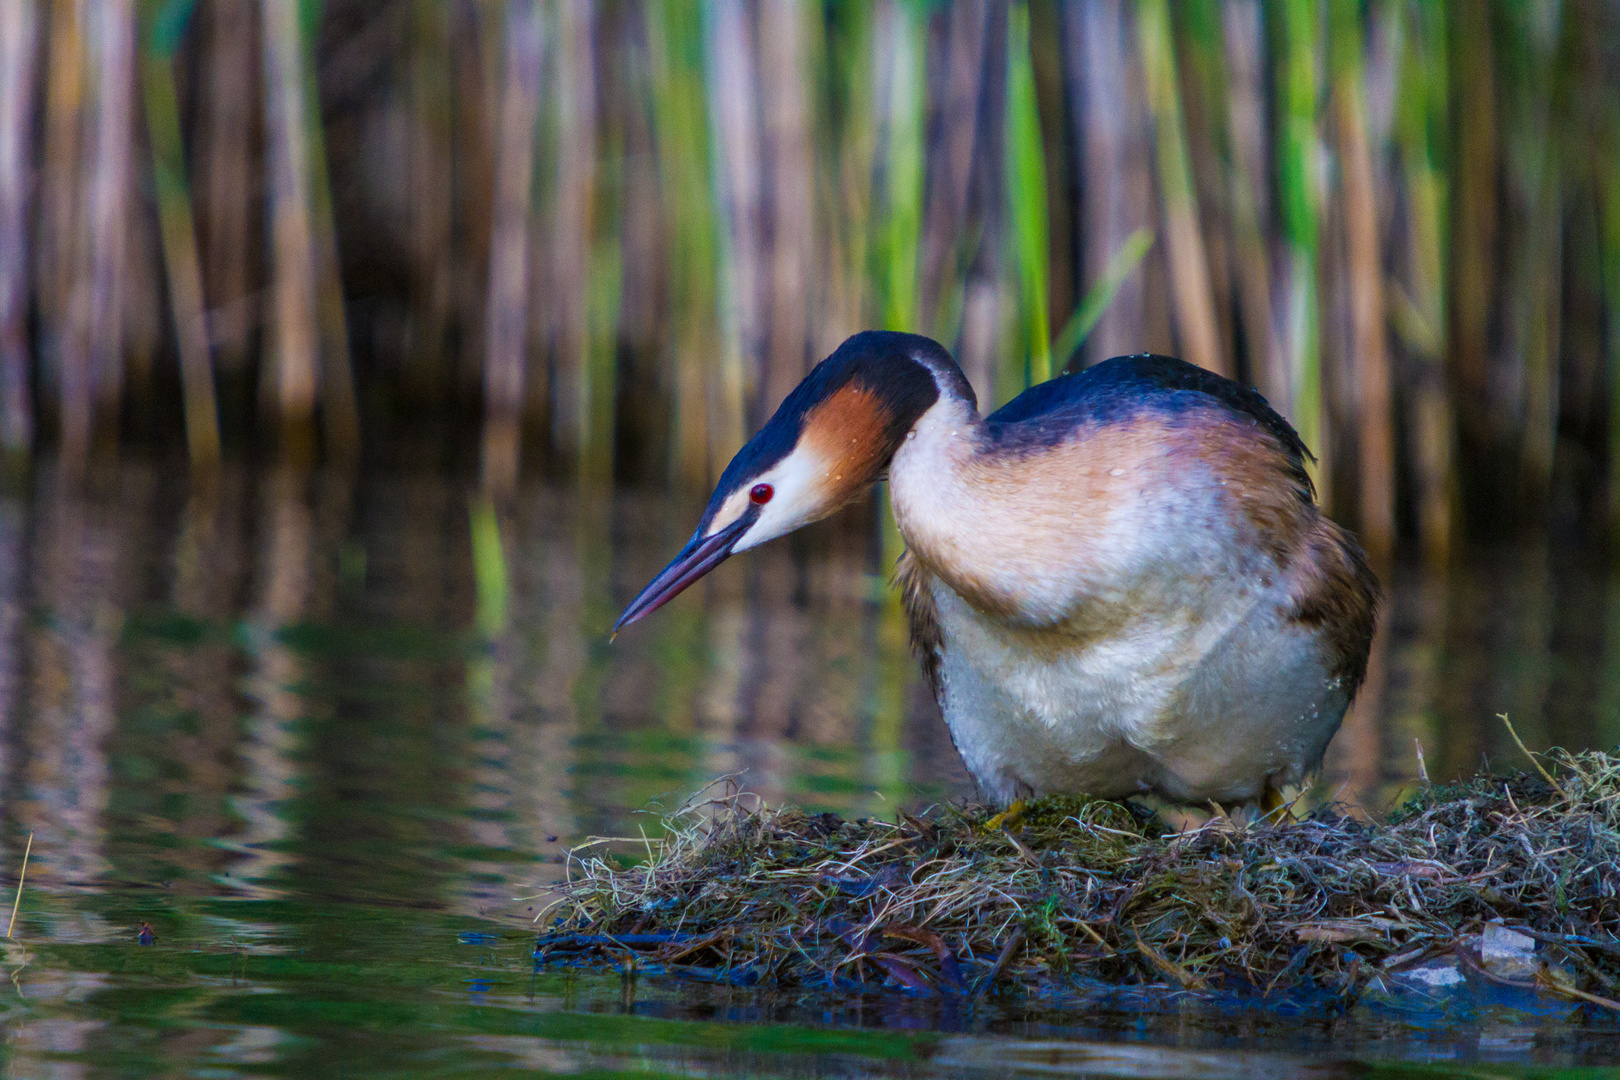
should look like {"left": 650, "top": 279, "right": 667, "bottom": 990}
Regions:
{"left": 985, "top": 354, "right": 1314, "bottom": 500}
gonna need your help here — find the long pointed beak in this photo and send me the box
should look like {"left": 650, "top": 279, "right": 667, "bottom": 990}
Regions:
{"left": 612, "top": 510, "right": 757, "bottom": 636}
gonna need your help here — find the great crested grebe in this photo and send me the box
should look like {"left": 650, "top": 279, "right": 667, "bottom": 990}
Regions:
{"left": 614, "top": 331, "right": 1379, "bottom": 810}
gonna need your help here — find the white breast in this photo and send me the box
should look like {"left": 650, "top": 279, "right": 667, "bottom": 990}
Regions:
{"left": 930, "top": 570, "right": 1347, "bottom": 804}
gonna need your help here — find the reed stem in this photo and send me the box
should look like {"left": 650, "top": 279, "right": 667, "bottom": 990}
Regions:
{"left": 1276, "top": 0, "right": 1324, "bottom": 495}
{"left": 1004, "top": 1, "right": 1049, "bottom": 386}
{"left": 881, "top": 0, "right": 925, "bottom": 338}
{"left": 480, "top": 0, "right": 542, "bottom": 497}
{"left": 1060, "top": 0, "right": 1160, "bottom": 368}
{"left": 141, "top": 0, "right": 221, "bottom": 474}
{"left": 1137, "top": 0, "right": 1223, "bottom": 377}
{"left": 1051, "top": 228, "right": 1153, "bottom": 372}
{"left": 86, "top": 0, "right": 136, "bottom": 450}
{"left": 1330, "top": 1, "right": 1393, "bottom": 562}
{"left": 0, "top": 0, "right": 37, "bottom": 456}
{"left": 6, "top": 832, "right": 31, "bottom": 938}
{"left": 302, "top": 31, "right": 359, "bottom": 469}
{"left": 262, "top": 0, "right": 321, "bottom": 465}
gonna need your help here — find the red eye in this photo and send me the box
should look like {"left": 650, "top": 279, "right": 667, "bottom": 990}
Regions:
{"left": 750, "top": 483, "right": 774, "bottom": 505}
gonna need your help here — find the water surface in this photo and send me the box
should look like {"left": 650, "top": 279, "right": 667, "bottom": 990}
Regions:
{"left": 0, "top": 463, "right": 1616, "bottom": 1076}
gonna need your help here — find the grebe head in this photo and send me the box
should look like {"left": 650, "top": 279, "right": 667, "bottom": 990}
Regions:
{"left": 613, "top": 331, "right": 965, "bottom": 634}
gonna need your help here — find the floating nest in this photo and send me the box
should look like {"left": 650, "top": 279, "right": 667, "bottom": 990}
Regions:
{"left": 535, "top": 748, "right": 1620, "bottom": 1010}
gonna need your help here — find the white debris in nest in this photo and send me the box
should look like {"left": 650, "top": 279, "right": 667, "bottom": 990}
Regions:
{"left": 1400, "top": 960, "right": 1465, "bottom": 988}
{"left": 1481, "top": 921, "right": 1540, "bottom": 980}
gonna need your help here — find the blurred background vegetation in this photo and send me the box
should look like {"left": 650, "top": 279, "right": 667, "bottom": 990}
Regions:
{"left": 0, "top": 0, "right": 1618, "bottom": 562}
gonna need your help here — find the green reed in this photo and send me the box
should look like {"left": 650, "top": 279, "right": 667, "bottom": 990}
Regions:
{"left": 1393, "top": 0, "right": 1453, "bottom": 561}
{"left": 1139, "top": 0, "right": 1221, "bottom": 378}
{"left": 1004, "top": 0, "right": 1050, "bottom": 389}
{"left": 880, "top": 1, "right": 925, "bottom": 337}
{"left": 140, "top": 0, "right": 220, "bottom": 473}
{"left": 1051, "top": 228, "right": 1153, "bottom": 372}
{"left": 647, "top": 0, "right": 723, "bottom": 486}
{"left": 1274, "top": 0, "right": 1324, "bottom": 496}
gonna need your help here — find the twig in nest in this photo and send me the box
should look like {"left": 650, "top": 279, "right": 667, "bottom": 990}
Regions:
{"left": 1498, "top": 714, "right": 1569, "bottom": 801}
{"left": 974, "top": 927, "right": 1024, "bottom": 999}
{"left": 7, "top": 833, "right": 31, "bottom": 939}
{"left": 1134, "top": 933, "right": 1208, "bottom": 989}
{"left": 1537, "top": 966, "right": 1620, "bottom": 1013}
{"left": 1000, "top": 827, "right": 1040, "bottom": 867}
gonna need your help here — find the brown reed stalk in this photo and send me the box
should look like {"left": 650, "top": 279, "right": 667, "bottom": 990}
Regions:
{"left": 303, "top": 71, "right": 359, "bottom": 467}
{"left": 813, "top": 0, "right": 875, "bottom": 358}
{"left": 551, "top": 0, "right": 597, "bottom": 464}
{"left": 1170, "top": 2, "right": 1235, "bottom": 375}
{"left": 1392, "top": 1, "right": 1454, "bottom": 565}
{"left": 481, "top": 0, "right": 542, "bottom": 497}
{"left": 262, "top": 0, "right": 321, "bottom": 465}
{"left": 1221, "top": 0, "right": 1279, "bottom": 400}
{"left": 1331, "top": 5, "right": 1394, "bottom": 564}
{"left": 404, "top": 0, "right": 455, "bottom": 396}
{"left": 1137, "top": 0, "right": 1223, "bottom": 378}
{"left": 1447, "top": 3, "right": 1496, "bottom": 457}
{"left": 38, "top": 1, "right": 86, "bottom": 465}
{"left": 919, "top": 0, "right": 988, "bottom": 343}
{"left": 196, "top": 0, "right": 259, "bottom": 376}
{"left": 85, "top": 0, "right": 135, "bottom": 450}
{"left": 704, "top": 0, "right": 761, "bottom": 434}
{"left": 954, "top": 0, "right": 1004, "bottom": 403}
{"left": 1500, "top": 7, "right": 1564, "bottom": 506}
{"left": 450, "top": 2, "right": 496, "bottom": 397}
{"left": 120, "top": 136, "right": 163, "bottom": 413}
{"left": 759, "top": 0, "right": 813, "bottom": 415}
{"left": 1060, "top": 0, "right": 1166, "bottom": 368}
{"left": 0, "top": 0, "right": 38, "bottom": 456}
{"left": 37, "top": 1, "right": 79, "bottom": 314}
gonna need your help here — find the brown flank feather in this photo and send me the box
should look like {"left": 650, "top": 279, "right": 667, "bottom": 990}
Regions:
{"left": 895, "top": 549, "right": 943, "bottom": 703}
{"left": 1194, "top": 416, "right": 1316, "bottom": 569}
{"left": 1288, "top": 519, "right": 1380, "bottom": 689}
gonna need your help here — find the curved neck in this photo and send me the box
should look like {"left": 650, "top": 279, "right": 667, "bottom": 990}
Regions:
{"left": 885, "top": 390, "right": 988, "bottom": 575}
{"left": 887, "top": 386, "right": 1092, "bottom": 626}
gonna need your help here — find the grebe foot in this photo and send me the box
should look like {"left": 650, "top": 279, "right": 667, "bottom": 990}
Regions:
{"left": 984, "top": 798, "right": 1028, "bottom": 833}
{"left": 1260, "top": 784, "right": 1296, "bottom": 825}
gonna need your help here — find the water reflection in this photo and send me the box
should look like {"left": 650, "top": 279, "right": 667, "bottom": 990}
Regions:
{"left": 20, "top": 471, "right": 122, "bottom": 899}
{"left": 234, "top": 467, "right": 313, "bottom": 897}
{"left": 1, "top": 463, "right": 1620, "bottom": 1074}
{"left": 0, "top": 463, "right": 1614, "bottom": 927}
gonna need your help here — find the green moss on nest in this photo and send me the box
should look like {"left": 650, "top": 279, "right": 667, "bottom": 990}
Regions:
{"left": 536, "top": 749, "right": 1620, "bottom": 1004}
